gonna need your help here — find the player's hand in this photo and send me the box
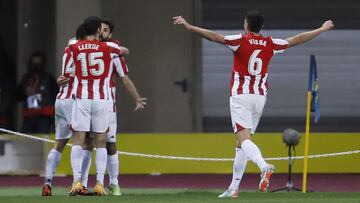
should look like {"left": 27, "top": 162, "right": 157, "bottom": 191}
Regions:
{"left": 57, "top": 75, "right": 69, "bottom": 86}
{"left": 173, "top": 16, "right": 191, "bottom": 29}
{"left": 321, "top": 20, "right": 334, "bottom": 32}
{"left": 135, "top": 97, "right": 147, "bottom": 111}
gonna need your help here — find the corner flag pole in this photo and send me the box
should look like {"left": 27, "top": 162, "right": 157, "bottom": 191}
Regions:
{"left": 303, "top": 54, "right": 319, "bottom": 193}
{"left": 302, "top": 90, "right": 312, "bottom": 193}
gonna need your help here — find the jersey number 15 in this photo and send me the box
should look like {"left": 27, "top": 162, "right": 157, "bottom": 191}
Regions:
{"left": 77, "top": 52, "right": 105, "bottom": 77}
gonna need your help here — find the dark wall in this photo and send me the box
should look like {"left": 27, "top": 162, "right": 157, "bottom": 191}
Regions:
{"left": 102, "top": 0, "right": 201, "bottom": 132}
{"left": 0, "top": 0, "right": 17, "bottom": 130}
{"left": 202, "top": 0, "right": 360, "bottom": 29}
{"left": 0, "top": 0, "right": 17, "bottom": 61}
{"left": 15, "top": 0, "right": 56, "bottom": 130}
{"left": 17, "top": 0, "right": 56, "bottom": 79}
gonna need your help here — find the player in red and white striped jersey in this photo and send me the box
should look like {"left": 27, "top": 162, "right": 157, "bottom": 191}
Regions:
{"left": 67, "top": 16, "right": 122, "bottom": 196}
{"left": 42, "top": 21, "right": 133, "bottom": 196}
{"left": 174, "top": 10, "right": 334, "bottom": 197}
{"left": 80, "top": 20, "right": 146, "bottom": 196}
{"left": 41, "top": 24, "right": 85, "bottom": 196}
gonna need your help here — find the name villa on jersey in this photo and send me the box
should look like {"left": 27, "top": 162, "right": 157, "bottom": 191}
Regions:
{"left": 78, "top": 44, "right": 100, "bottom": 50}
{"left": 248, "top": 39, "right": 267, "bottom": 47}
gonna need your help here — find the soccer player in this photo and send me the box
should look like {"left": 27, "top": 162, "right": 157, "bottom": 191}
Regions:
{"left": 42, "top": 20, "right": 131, "bottom": 196}
{"left": 80, "top": 19, "right": 146, "bottom": 196}
{"left": 41, "top": 24, "right": 85, "bottom": 196}
{"left": 67, "top": 16, "right": 122, "bottom": 196}
{"left": 173, "top": 11, "right": 334, "bottom": 198}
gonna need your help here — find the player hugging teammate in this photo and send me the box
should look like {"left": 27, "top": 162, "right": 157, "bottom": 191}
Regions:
{"left": 42, "top": 16, "right": 147, "bottom": 196}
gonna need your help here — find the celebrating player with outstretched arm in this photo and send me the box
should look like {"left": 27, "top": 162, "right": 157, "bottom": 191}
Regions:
{"left": 173, "top": 11, "right": 333, "bottom": 198}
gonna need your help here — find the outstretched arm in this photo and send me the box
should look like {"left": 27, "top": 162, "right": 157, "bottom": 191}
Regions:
{"left": 286, "top": 20, "right": 334, "bottom": 48}
{"left": 119, "top": 46, "right": 130, "bottom": 55}
{"left": 121, "top": 75, "right": 147, "bottom": 111}
{"left": 173, "top": 16, "right": 225, "bottom": 44}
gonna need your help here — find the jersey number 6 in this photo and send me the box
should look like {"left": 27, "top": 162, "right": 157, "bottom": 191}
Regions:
{"left": 248, "top": 49, "right": 263, "bottom": 75}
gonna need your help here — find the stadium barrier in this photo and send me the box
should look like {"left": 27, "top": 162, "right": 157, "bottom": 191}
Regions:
{"left": 0, "top": 128, "right": 359, "bottom": 175}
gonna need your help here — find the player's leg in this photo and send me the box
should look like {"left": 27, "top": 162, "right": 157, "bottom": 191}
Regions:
{"left": 42, "top": 139, "right": 68, "bottom": 196}
{"left": 251, "top": 95, "right": 274, "bottom": 192}
{"left": 234, "top": 94, "right": 273, "bottom": 192}
{"left": 45, "top": 140, "right": 68, "bottom": 183}
{"left": 218, "top": 147, "right": 247, "bottom": 198}
{"left": 106, "top": 142, "right": 121, "bottom": 195}
{"left": 68, "top": 131, "right": 86, "bottom": 195}
{"left": 93, "top": 133, "right": 107, "bottom": 195}
{"left": 91, "top": 100, "right": 111, "bottom": 195}
{"left": 42, "top": 99, "right": 72, "bottom": 196}
{"left": 232, "top": 95, "right": 269, "bottom": 172}
{"left": 80, "top": 133, "right": 94, "bottom": 189}
{"left": 219, "top": 95, "right": 251, "bottom": 198}
{"left": 235, "top": 126, "right": 274, "bottom": 192}
{"left": 106, "top": 112, "right": 121, "bottom": 195}
{"left": 236, "top": 128, "right": 269, "bottom": 171}
{"left": 68, "top": 99, "right": 91, "bottom": 195}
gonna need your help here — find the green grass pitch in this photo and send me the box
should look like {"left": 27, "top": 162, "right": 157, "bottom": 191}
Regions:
{"left": 0, "top": 187, "right": 359, "bottom": 203}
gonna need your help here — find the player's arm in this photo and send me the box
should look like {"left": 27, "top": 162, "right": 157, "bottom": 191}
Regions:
{"left": 286, "top": 20, "right": 334, "bottom": 48}
{"left": 113, "top": 56, "right": 147, "bottom": 111}
{"left": 119, "top": 46, "right": 130, "bottom": 55}
{"left": 57, "top": 48, "right": 72, "bottom": 86}
{"left": 121, "top": 75, "right": 147, "bottom": 111}
{"left": 173, "top": 16, "right": 225, "bottom": 44}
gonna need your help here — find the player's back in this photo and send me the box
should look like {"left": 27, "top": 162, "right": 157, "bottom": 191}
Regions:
{"left": 71, "top": 39, "right": 112, "bottom": 100}
{"left": 225, "top": 33, "right": 288, "bottom": 96}
{"left": 57, "top": 39, "right": 78, "bottom": 100}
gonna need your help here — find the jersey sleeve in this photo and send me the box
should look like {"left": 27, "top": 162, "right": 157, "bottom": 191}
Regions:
{"left": 271, "top": 38, "right": 289, "bottom": 54}
{"left": 106, "top": 41, "right": 121, "bottom": 55}
{"left": 112, "top": 55, "right": 129, "bottom": 78}
{"left": 224, "top": 34, "right": 243, "bottom": 52}
{"left": 61, "top": 47, "right": 74, "bottom": 75}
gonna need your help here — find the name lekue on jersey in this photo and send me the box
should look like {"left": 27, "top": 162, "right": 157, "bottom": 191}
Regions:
{"left": 248, "top": 39, "right": 267, "bottom": 47}
{"left": 78, "top": 44, "right": 100, "bottom": 50}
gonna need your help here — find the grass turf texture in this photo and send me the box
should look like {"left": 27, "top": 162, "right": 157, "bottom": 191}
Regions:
{"left": 0, "top": 187, "right": 359, "bottom": 203}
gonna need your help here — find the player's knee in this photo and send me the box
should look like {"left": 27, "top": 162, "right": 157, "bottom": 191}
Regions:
{"left": 83, "top": 137, "right": 94, "bottom": 151}
{"left": 83, "top": 142, "right": 94, "bottom": 151}
{"left": 235, "top": 130, "right": 252, "bottom": 147}
{"left": 53, "top": 139, "right": 68, "bottom": 152}
{"left": 95, "top": 135, "right": 107, "bottom": 148}
{"left": 72, "top": 132, "right": 86, "bottom": 145}
{"left": 106, "top": 142, "right": 117, "bottom": 155}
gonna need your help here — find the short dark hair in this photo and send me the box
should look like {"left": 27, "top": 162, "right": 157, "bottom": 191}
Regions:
{"left": 30, "top": 51, "right": 46, "bottom": 63}
{"left": 82, "top": 16, "right": 102, "bottom": 36}
{"left": 75, "top": 24, "right": 86, "bottom": 40}
{"left": 245, "top": 10, "right": 264, "bottom": 33}
{"left": 102, "top": 19, "right": 114, "bottom": 33}
{"left": 28, "top": 51, "right": 47, "bottom": 70}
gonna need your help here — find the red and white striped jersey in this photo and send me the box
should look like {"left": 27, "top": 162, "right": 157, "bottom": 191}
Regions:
{"left": 224, "top": 33, "right": 288, "bottom": 96}
{"left": 56, "top": 39, "right": 78, "bottom": 100}
{"left": 70, "top": 39, "right": 121, "bottom": 100}
{"left": 109, "top": 55, "right": 129, "bottom": 112}
{"left": 106, "top": 38, "right": 129, "bottom": 111}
